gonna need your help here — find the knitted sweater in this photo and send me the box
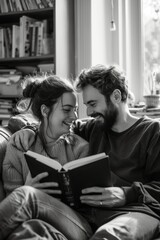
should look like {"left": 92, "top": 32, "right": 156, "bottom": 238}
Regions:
{"left": 73, "top": 116, "right": 160, "bottom": 220}
{"left": 3, "top": 133, "right": 89, "bottom": 196}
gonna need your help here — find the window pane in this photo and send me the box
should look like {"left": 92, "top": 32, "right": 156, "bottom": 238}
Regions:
{"left": 143, "top": 0, "right": 160, "bottom": 95}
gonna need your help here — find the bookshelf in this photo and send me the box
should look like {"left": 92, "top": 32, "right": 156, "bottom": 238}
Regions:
{"left": 0, "top": 0, "right": 75, "bottom": 125}
{"left": 0, "top": 0, "right": 55, "bottom": 124}
{"left": 0, "top": 6, "right": 55, "bottom": 67}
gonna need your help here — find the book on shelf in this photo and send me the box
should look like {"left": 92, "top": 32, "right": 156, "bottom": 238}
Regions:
{"left": 0, "top": 108, "right": 12, "bottom": 114}
{"left": 35, "top": 0, "right": 45, "bottom": 9}
{"left": 38, "top": 63, "right": 54, "bottom": 72}
{"left": 0, "top": 104, "right": 12, "bottom": 109}
{"left": 0, "top": 113, "right": 12, "bottom": 119}
{"left": 41, "top": 0, "right": 49, "bottom": 8}
{"left": 6, "top": 0, "right": 12, "bottom": 12}
{"left": 145, "top": 107, "right": 160, "bottom": 112}
{"left": 0, "top": 69, "right": 17, "bottom": 74}
{"left": 27, "top": 0, "right": 36, "bottom": 10}
{"left": 30, "top": 23, "right": 38, "bottom": 56}
{"left": 20, "top": 15, "right": 37, "bottom": 57}
{"left": 0, "top": 29, "right": 5, "bottom": 58}
{"left": 25, "top": 151, "right": 112, "bottom": 208}
{"left": 3, "top": 27, "right": 12, "bottom": 58}
{"left": 36, "top": 21, "right": 44, "bottom": 56}
{"left": 12, "top": 25, "right": 20, "bottom": 58}
{"left": 0, "top": 0, "right": 8, "bottom": 13}
{"left": 15, "top": 0, "right": 23, "bottom": 11}
{"left": 19, "top": 0, "right": 27, "bottom": 11}
{"left": 46, "top": 0, "right": 54, "bottom": 8}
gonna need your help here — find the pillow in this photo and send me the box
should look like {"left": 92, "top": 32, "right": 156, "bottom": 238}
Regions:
{"left": 8, "top": 113, "right": 39, "bottom": 133}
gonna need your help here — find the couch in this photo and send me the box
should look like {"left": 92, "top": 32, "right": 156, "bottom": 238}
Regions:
{"left": 0, "top": 114, "right": 160, "bottom": 239}
{"left": 0, "top": 113, "right": 39, "bottom": 202}
{"left": 0, "top": 114, "right": 65, "bottom": 239}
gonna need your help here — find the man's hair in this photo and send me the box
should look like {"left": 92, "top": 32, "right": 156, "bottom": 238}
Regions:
{"left": 75, "top": 64, "right": 128, "bottom": 102}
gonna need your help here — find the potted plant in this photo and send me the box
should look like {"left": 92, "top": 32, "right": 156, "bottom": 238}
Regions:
{"left": 144, "top": 68, "right": 160, "bottom": 108}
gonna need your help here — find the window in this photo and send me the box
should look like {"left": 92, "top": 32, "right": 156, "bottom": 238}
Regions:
{"left": 143, "top": 0, "right": 160, "bottom": 95}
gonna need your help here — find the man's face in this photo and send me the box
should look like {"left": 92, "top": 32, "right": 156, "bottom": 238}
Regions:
{"left": 82, "top": 85, "right": 118, "bottom": 130}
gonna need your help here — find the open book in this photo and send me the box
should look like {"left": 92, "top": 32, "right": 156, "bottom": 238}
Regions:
{"left": 24, "top": 150, "right": 112, "bottom": 208}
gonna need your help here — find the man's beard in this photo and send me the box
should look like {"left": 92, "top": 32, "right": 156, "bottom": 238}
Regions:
{"left": 103, "top": 102, "right": 118, "bottom": 131}
{"left": 91, "top": 102, "right": 118, "bottom": 131}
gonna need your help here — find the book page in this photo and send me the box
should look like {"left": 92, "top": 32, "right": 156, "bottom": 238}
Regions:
{"left": 63, "top": 152, "right": 107, "bottom": 170}
{"left": 25, "top": 150, "right": 62, "bottom": 170}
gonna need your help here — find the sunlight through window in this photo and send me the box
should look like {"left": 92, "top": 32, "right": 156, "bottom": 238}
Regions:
{"left": 143, "top": 0, "right": 160, "bottom": 95}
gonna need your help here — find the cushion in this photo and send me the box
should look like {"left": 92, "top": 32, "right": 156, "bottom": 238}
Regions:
{"left": 8, "top": 113, "right": 39, "bottom": 133}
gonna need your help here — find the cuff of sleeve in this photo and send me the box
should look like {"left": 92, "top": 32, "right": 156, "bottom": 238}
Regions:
{"left": 23, "top": 124, "right": 38, "bottom": 133}
{"left": 122, "top": 186, "right": 138, "bottom": 204}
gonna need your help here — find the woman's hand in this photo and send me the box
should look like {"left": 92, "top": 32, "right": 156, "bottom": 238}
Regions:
{"left": 80, "top": 186, "right": 126, "bottom": 208}
{"left": 25, "top": 172, "right": 62, "bottom": 197}
{"left": 10, "top": 129, "right": 36, "bottom": 151}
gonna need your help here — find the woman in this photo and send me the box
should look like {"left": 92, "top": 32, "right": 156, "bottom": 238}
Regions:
{"left": 1, "top": 74, "right": 92, "bottom": 240}
{"left": 3, "top": 73, "right": 89, "bottom": 196}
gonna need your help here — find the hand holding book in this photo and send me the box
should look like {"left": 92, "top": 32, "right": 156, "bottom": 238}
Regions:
{"left": 25, "top": 171, "right": 62, "bottom": 197}
{"left": 80, "top": 186, "right": 126, "bottom": 208}
{"left": 25, "top": 151, "right": 112, "bottom": 208}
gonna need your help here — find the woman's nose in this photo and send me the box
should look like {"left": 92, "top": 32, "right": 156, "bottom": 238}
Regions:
{"left": 70, "top": 110, "right": 78, "bottom": 120}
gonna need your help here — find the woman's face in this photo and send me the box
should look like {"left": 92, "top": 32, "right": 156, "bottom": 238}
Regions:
{"left": 45, "top": 92, "right": 78, "bottom": 140}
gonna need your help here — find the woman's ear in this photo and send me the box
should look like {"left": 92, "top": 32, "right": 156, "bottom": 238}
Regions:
{"left": 41, "top": 104, "right": 49, "bottom": 117}
{"left": 111, "top": 89, "right": 121, "bottom": 103}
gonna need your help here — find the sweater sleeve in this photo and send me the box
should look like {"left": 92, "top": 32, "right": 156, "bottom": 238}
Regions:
{"left": 2, "top": 142, "right": 29, "bottom": 196}
{"left": 123, "top": 123, "right": 160, "bottom": 207}
{"left": 73, "top": 118, "right": 97, "bottom": 141}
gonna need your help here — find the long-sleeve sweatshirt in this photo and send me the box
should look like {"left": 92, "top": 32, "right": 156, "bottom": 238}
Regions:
{"left": 73, "top": 116, "right": 160, "bottom": 220}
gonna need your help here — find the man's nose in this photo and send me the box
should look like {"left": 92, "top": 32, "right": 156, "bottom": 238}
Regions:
{"left": 87, "top": 107, "right": 93, "bottom": 116}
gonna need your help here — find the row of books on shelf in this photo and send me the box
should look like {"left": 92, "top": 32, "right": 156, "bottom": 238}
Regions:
{"left": 0, "top": 16, "right": 54, "bottom": 58}
{"left": 0, "top": 63, "right": 54, "bottom": 79}
{"left": 0, "top": 0, "right": 54, "bottom": 13}
{"left": 0, "top": 68, "right": 22, "bottom": 84}
{"left": 0, "top": 98, "right": 17, "bottom": 123}
{"left": 129, "top": 106, "right": 160, "bottom": 118}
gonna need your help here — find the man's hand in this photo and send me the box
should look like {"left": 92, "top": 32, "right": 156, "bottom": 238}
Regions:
{"left": 80, "top": 186, "right": 126, "bottom": 208}
{"left": 10, "top": 129, "right": 36, "bottom": 151}
{"left": 25, "top": 172, "right": 62, "bottom": 197}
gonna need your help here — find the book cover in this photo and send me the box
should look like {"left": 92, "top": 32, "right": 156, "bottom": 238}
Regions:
{"left": 25, "top": 151, "right": 112, "bottom": 208}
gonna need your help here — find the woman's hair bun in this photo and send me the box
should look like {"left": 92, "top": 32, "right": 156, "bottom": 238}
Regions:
{"left": 22, "top": 77, "right": 42, "bottom": 98}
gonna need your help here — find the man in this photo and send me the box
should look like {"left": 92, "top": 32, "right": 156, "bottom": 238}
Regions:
{"left": 1, "top": 64, "right": 160, "bottom": 239}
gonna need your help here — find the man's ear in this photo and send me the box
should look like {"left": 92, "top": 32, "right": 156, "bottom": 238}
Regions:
{"left": 41, "top": 104, "right": 49, "bottom": 117}
{"left": 111, "top": 89, "right": 121, "bottom": 103}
